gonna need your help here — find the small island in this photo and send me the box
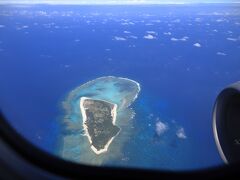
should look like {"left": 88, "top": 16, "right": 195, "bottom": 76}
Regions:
{"left": 80, "top": 97, "right": 120, "bottom": 154}
{"left": 61, "top": 76, "right": 140, "bottom": 164}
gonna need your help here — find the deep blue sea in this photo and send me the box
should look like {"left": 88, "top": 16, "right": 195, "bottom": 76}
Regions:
{"left": 0, "top": 4, "right": 240, "bottom": 170}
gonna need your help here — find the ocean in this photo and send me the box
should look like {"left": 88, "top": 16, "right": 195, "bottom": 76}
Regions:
{"left": 0, "top": 3, "right": 240, "bottom": 170}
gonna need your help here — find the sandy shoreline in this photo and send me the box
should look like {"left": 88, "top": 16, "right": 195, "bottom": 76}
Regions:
{"left": 80, "top": 97, "right": 119, "bottom": 155}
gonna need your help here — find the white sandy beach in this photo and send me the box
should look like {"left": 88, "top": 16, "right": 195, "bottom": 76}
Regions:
{"left": 80, "top": 97, "right": 118, "bottom": 155}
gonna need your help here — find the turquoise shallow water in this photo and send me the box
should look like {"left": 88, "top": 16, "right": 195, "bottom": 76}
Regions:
{"left": 61, "top": 76, "right": 140, "bottom": 165}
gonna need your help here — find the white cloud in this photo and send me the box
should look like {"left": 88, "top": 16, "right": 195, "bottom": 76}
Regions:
{"left": 163, "top": 32, "right": 172, "bottom": 36}
{"left": 123, "top": 31, "right": 131, "bottom": 34}
{"left": 146, "top": 31, "right": 157, "bottom": 35}
{"left": 226, "top": 37, "right": 240, "bottom": 42}
{"left": 113, "top": 36, "right": 127, "bottom": 41}
{"left": 181, "top": 36, "right": 189, "bottom": 41}
{"left": 16, "top": 25, "right": 29, "bottom": 30}
{"left": 176, "top": 127, "right": 187, "bottom": 139}
{"left": 147, "top": 113, "right": 154, "bottom": 119}
{"left": 143, "top": 34, "right": 156, "bottom": 40}
{"left": 121, "top": 22, "right": 135, "bottom": 26}
{"left": 213, "top": 12, "right": 224, "bottom": 15}
{"left": 171, "top": 37, "right": 178, "bottom": 41}
{"left": 171, "top": 36, "right": 189, "bottom": 42}
{"left": 151, "top": 20, "right": 161, "bottom": 23}
{"left": 155, "top": 121, "right": 168, "bottom": 136}
{"left": 217, "top": 52, "right": 227, "bottom": 56}
{"left": 22, "top": 25, "right": 29, "bottom": 29}
{"left": 193, "top": 43, "right": 201, "bottom": 47}
{"left": 216, "top": 18, "right": 225, "bottom": 22}
{"left": 64, "top": 65, "right": 71, "bottom": 68}
{"left": 128, "top": 44, "right": 136, "bottom": 48}
{"left": 121, "top": 22, "right": 128, "bottom": 26}
{"left": 37, "top": 11, "right": 48, "bottom": 16}
{"left": 195, "top": 17, "right": 202, "bottom": 22}
{"left": 129, "top": 35, "right": 138, "bottom": 39}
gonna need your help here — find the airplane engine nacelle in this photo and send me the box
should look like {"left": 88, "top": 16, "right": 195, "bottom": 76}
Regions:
{"left": 213, "top": 82, "right": 240, "bottom": 164}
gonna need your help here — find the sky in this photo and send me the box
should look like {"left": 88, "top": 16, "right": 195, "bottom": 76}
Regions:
{"left": 0, "top": 0, "right": 240, "bottom": 4}
{"left": 0, "top": 0, "right": 239, "bottom": 4}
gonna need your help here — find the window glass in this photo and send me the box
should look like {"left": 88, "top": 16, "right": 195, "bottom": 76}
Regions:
{"left": 0, "top": 1, "right": 240, "bottom": 171}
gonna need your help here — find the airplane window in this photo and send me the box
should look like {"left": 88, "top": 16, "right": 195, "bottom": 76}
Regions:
{"left": 0, "top": 1, "right": 240, "bottom": 171}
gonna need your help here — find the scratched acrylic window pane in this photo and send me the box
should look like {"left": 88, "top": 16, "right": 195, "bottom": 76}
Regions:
{"left": 0, "top": 0, "right": 240, "bottom": 171}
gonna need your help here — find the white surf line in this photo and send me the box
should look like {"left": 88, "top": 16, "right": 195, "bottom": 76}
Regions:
{"left": 118, "top": 77, "right": 141, "bottom": 108}
{"left": 91, "top": 76, "right": 141, "bottom": 108}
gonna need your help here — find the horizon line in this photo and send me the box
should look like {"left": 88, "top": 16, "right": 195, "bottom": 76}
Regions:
{"left": 0, "top": 2, "right": 240, "bottom": 5}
